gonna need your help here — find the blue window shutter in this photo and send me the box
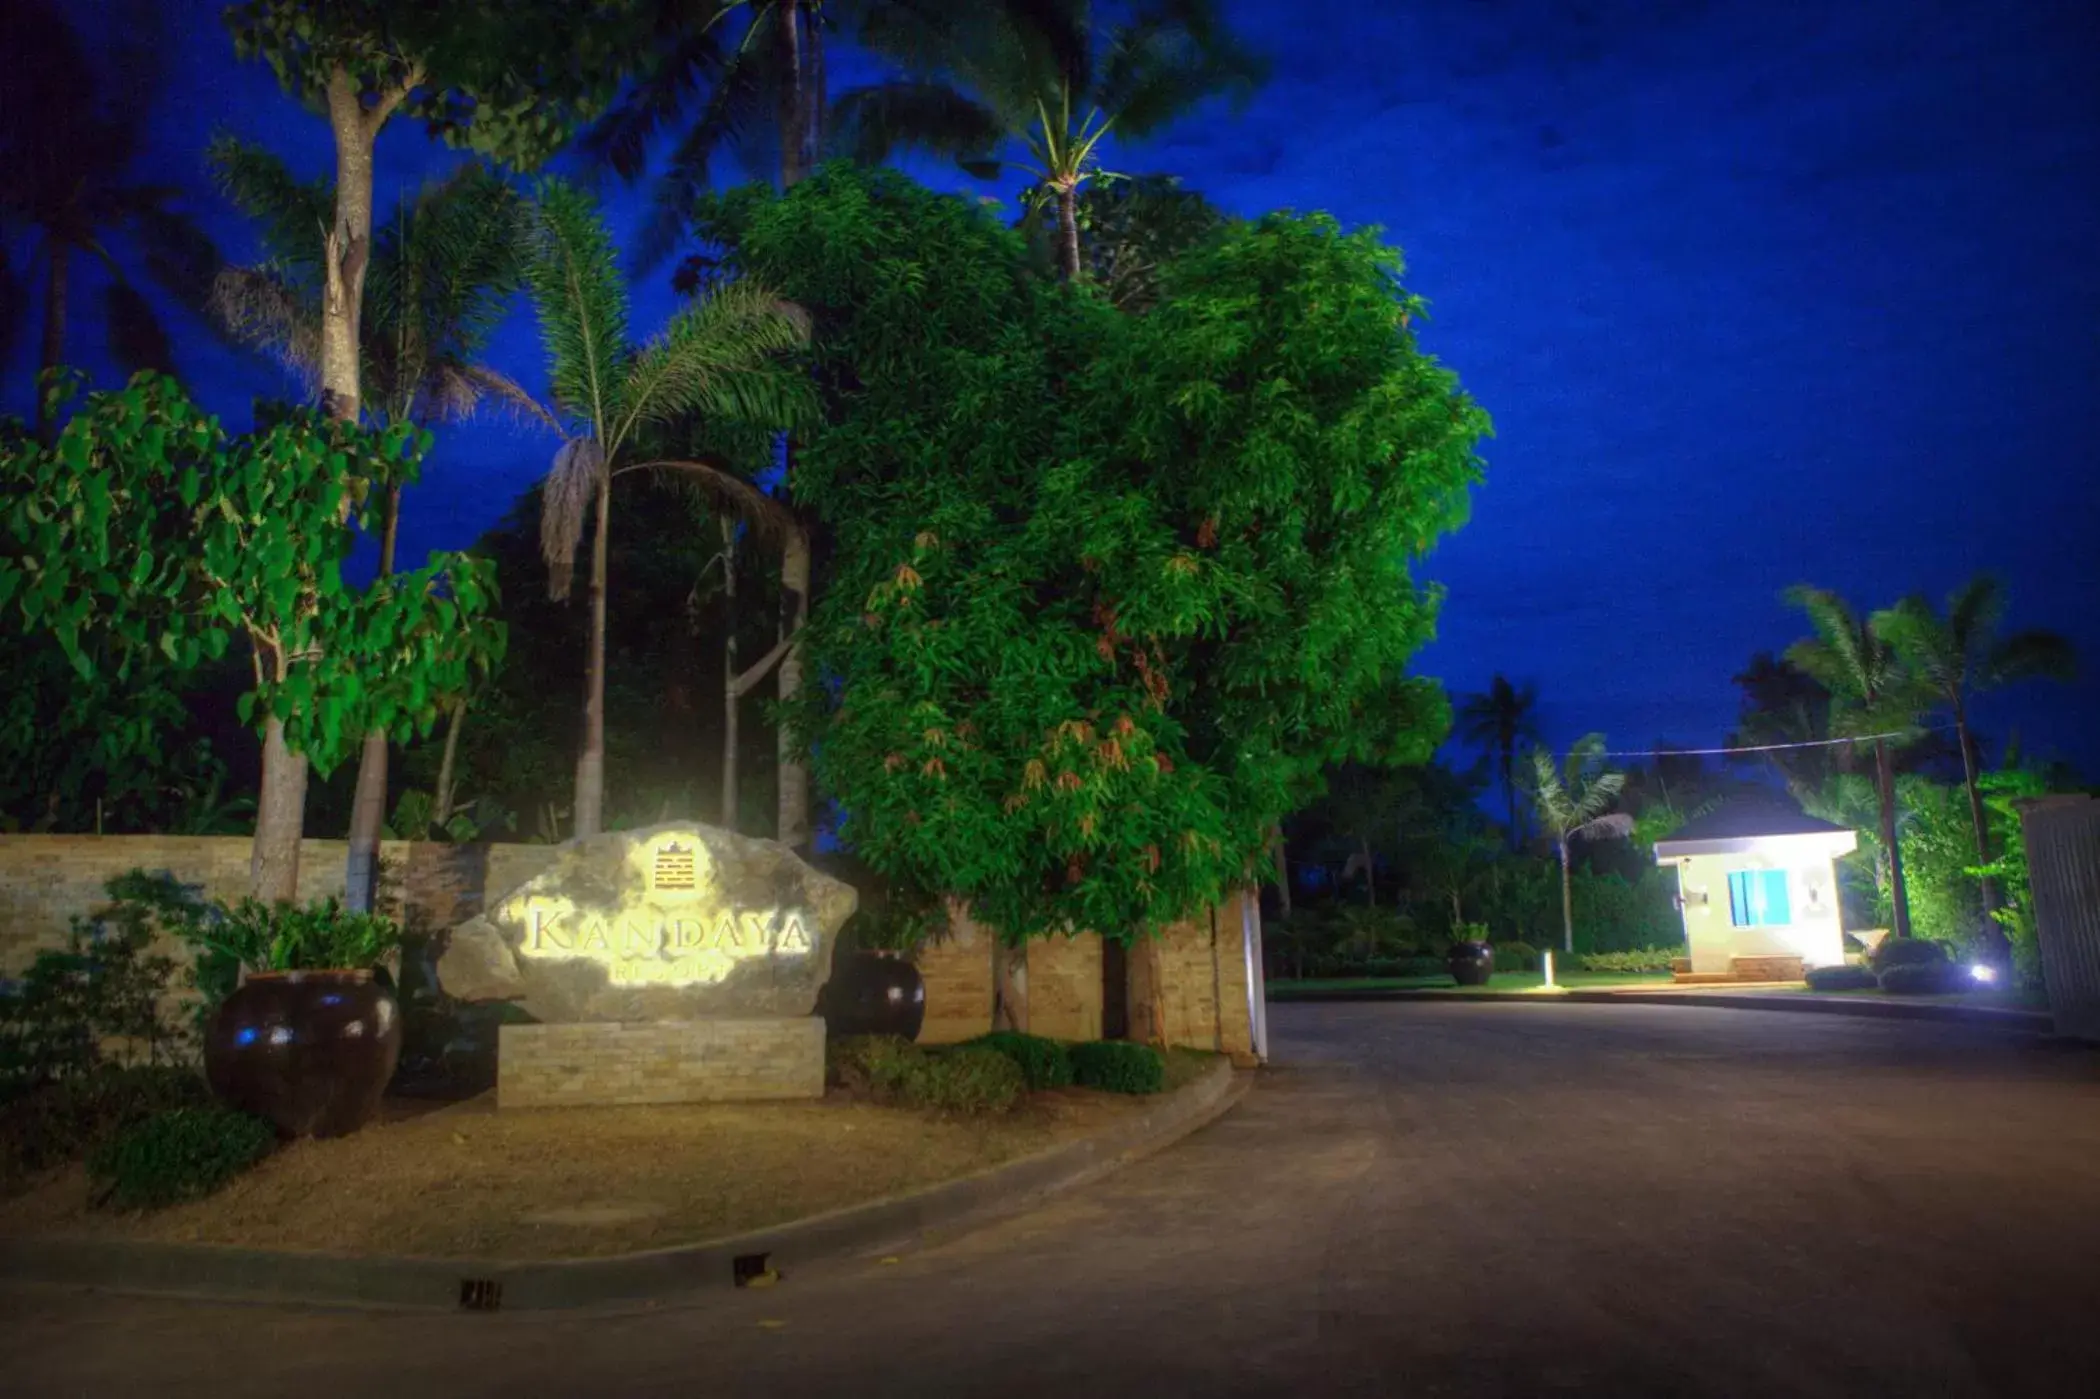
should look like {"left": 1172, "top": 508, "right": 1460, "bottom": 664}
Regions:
{"left": 1760, "top": 870, "right": 1791, "bottom": 925}
{"left": 1728, "top": 871, "right": 1754, "bottom": 926}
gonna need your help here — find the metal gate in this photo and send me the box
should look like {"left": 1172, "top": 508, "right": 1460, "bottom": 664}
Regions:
{"left": 2022, "top": 795, "right": 2100, "bottom": 1041}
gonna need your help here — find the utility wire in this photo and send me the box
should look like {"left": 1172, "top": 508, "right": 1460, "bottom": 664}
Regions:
{"left": 1591, "top": 724, "right": 1958, "bottom": 759}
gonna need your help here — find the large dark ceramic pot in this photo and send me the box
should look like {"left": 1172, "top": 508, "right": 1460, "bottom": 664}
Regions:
{"left": 204, "top": 970, "right": 402, "bottom": 1138}
{"left": 822, "top": 951, "right": 927, "bottom": 1041}
{"left": 1446, "top": 941, "right": 1494, "bottom": 987}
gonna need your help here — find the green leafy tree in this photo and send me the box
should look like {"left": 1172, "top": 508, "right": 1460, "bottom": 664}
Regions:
{"left": 1060, "top": 173, "right": 1228, "bottom": 310}
{"left": 224, "top": 0, "right": 650, "bottom": 429}
{"left": 1872, "top": 576, "right": 2075, "bottom": 940}
{"left": 0, "top": 0, "right": 219, "bottom": 441}
{"left": 838, "top": 1, "right": 1264, "bottom": 280}
{"left": 1784, "top": 586, "right": 1924, "bottom": 940}
{"left": 518, "top": 179, "right": 813, "bottom": 838}
{"left": 209, "top": 138, "right": 533, "bottom": 907}
{"left": 1527, "top": 734, "right": 1634, "bottom": 954}
{"left": 702, "top": 167, "right": 1487, "bottom": 941}
{"left": 1458, "top": 675, "right": 1540, "bottom": 851}
{"left": 0, "top": 373, "right": 505, "bottom": 902}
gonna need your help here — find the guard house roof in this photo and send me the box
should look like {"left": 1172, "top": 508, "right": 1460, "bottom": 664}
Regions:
{"left": 1653, "top": 798, "right": 1857, "bottom": 862}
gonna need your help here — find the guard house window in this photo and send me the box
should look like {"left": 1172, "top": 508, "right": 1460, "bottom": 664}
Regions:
{"left": 1727, "top": 870, "right": 1791, "bottom": 927}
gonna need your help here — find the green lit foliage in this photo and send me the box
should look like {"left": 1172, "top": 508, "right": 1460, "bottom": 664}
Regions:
{"left": 1526, "top": 735, "right": 1635, "bottom": 954}
{"left": 0, "top": 373, "right": 506, "bottom": 776}
{"left": 705, "top": 167, "right": 1487, "bottom": 943}
{"left": 88, "top": 1103, "right": 275, "bottom": 1211}
{"left": 1969, "top": 762, "right": 2076, "bottom": 989}
{"left": 0, "top": 872, "right": 200, "bottom": 1095}
{"left": 182, "top": 899, "right": 404, "bottom": 1017}
{"left": 224, "top": 0, "right": 651, "bottom": 170}
{"left": 1894, "top": 775, "right": 1986, "bottom": 952}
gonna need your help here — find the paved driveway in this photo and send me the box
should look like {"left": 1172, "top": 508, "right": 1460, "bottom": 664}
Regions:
{"left": 10, "top": 1003, "right": 2100, "bottom": 1397}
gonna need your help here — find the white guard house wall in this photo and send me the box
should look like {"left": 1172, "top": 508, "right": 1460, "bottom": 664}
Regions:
{"left": 1656, "top": 831, "right": 1856, "bottom": 976}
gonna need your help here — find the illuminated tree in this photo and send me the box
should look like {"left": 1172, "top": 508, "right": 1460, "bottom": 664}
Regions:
{"left": 1528, "top": 734, "right": 1634, "bottom": 954}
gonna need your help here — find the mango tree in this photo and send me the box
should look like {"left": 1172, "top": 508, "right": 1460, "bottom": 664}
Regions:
{"left": 0, "top": 372, "right": 504, "bottom": 901}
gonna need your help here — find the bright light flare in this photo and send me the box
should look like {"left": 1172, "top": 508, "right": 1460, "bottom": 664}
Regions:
{"left": 1969, "top": 963, "right": 1998, "bottom": 984}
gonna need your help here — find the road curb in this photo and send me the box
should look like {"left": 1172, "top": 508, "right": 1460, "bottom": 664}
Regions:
{"left": 1268, "top": 985, "right": 2052, "bottom": 1033}
{"left": 0, "top": 1058, "right": 1251, "bottom": 1313}
{"left": 1560, "top": 989, "right": 2053, "bottom": 1031}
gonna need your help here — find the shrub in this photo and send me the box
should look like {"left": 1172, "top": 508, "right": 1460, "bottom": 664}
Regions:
{"left": 1489, "top": 941, "right": 1539, "bottom": 973}
{"left": 826, "top": 1036, "right": 1026, "bottom": 1114}
{"left": 1870, "top": 938, "right": 1949, "bottom": 974}
{"left": 826, "top": 1034, "right": 923, "bottom": 1095}
{"left": 1879, "top": 961, "right": 1967, "bottom": 996}
{"left": 88, "top": 1104, "right": 275, "bottom": 1211}
{"left": 1070, "top": 1040, "right": 1166, "bottom": 1095}
{"left": 906, "top": 1046, "right": 1027, "bottom": 1115}
{"left": 1, "top": 872, "right": 198, "bottom": 1095}
{"left": 1573, "top": 947, "right": 1683, "bottom": 975}
{"left": 1805, "top": 964, "right": 1880, "bottom": 993}
{"left": 967, "top": 1032, "right": 1074, "bottom": 1090}
{"left": 1, "top": 1064, "right": 211, "bottom": 1193}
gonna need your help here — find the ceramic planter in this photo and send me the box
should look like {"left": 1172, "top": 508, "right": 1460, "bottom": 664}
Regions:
{"left": 822, "top": 950, "right": 927, "bottom": 1041}
{"left": 204, "top": 970, "right": 402, "bottom": 1138}
{"left": 1446, "top": 941, "right": 1494, "bottom": 988}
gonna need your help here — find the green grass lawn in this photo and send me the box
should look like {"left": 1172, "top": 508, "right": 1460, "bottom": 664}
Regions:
{"left": 1267, "top": 970, "right": 1672, "bottom": 998}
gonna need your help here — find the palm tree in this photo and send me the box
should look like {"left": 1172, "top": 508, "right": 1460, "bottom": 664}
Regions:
{"left": 1872, "top": 577, "right": 2075, "bottom": 935}
{"left": 0, "top": 0, "right": 218, "bottom": 441}
{"left": 1528, "top": 735, "right": 1635, "bottom": 955}
{"left": 1784, "top": 585, "right": 1924, "bottom": 941}
{"left": 210, "top": 139, "right": 537, "bottom": 909}
{"left": 837, "top": 1, "right": 1264, "bottom": 281}
{"left": 519, "top": 178, "right": 813, "bottom": 838}
{"left": 1458, "top": 675, "right": 1540, "bottom": 851}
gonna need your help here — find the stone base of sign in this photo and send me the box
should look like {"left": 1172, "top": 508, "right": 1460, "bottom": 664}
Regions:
{"left": 496, "top": 1018, "right": 824, "bottom": 1110}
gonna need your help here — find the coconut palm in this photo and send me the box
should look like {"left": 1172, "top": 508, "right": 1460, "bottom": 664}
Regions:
{"left": 1458, "top": 675, "right": 1541, "bottom": 851}
{"left": 836, "top": 1, "right": 1264, "bottom": 281}
{"left": 1528, "top": 734, "right": 1635, "bottom": 955}
{"left": 1872, "top": 577, "right": 2075, "bottom": 933}
{"left": 210, "top": 138, "right": 537, "bottom": 909}
{"left": 0, "top": 0, "right": 218, "bottom": 441}
{"left": 1784, "top": 585, "right": 1925, "bottom": 941}
{"left": 519, "top": 178, "right": 814, "bottom": 838}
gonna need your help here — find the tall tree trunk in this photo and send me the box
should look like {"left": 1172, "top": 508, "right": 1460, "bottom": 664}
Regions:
{"left": 1954, "top": 708, "right": 2006, "bottom": 957}
{"left": 1874, "top": 738, "right": 1912, "bottom": 940}
{"left": 1359, "top": 835, "right": 1375, "bottom": 906}
{"left": 343, "top": 484, "right": 402, "bottom": 909}
{"left": 993, "top": 938, "right": 1028, "bottom": 1033}
{"left": 573, "top": 471, "right": 612, "bottom": 839}
{"left": 1270, "top": 827, "right": 1292, "bottom": 916}
{"left": 252, "top": 711, "right": 310, "bottom": 905}
{"left": 775, "top": 523, "right": 811, "bottom": 848}
{"left": 1559, "top": 841, "right": 1575, "bottom": 954}
{"left": 432, "top": 698, "right": 466, "bottom": 830}
{"left": 778, "top": 0, "right": 809, "bottom": 188}
{"left": 34, "top": 239, "right": 69, "bottom": 444}
{"left": 1055, "top": 185, "right": 1082, "bottom": 282}
{"left": 720, "top": 518, "right": 740, "bottom": 832}
{"left": 1503, "top": 751, "right": 1520, "bottom": 851}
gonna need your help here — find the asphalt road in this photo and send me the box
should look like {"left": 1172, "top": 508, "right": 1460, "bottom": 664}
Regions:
{"left": 10, "top": 1002, "right": 2100, "bottom": 1398}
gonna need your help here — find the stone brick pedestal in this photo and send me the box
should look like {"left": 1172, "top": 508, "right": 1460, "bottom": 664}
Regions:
{"left": 496, "top": 1018, "right": 824, "bottom": 1109}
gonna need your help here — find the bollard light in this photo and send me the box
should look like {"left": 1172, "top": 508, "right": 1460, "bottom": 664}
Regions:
{"left": 1542, "top": 949, "right": 1556, "bottom": 989}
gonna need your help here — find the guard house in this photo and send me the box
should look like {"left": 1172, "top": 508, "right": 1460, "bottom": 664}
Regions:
{"left": 1653, "top": 799, "right": 1858, "bottom": 982}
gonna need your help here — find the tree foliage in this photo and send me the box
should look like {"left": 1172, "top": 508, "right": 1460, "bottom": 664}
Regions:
{"left": 225, "top": 0, "right": 652, "bottom": 170}
{"left": 701, "top": 166, "right": 1487, "bottom": 941}
{"left": 0, "top": 373, "right": 504, "bottom": 776}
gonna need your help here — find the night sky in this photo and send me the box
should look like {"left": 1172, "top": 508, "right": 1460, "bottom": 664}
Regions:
{"left": 10, "top": 0, "right": 2099, "bottom": 776}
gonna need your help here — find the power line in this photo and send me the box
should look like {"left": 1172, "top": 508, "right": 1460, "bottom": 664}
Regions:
{"left": 1592, "top": 725, "right": 1957, "bottom": 759}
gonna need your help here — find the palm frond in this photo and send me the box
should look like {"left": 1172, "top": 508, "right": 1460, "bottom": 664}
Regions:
{"left": 1575, "top": 810, "right": 1636, "bottom": 842}
{"left": 622, "top": 455, "right": 797, "bottom": 544}
{"left": 1868, "top": 594, "right": 1954, "bottom": 694}
{"left": 1988, "top": 629, "right": 2076, "bottom": 686}
{"left": 1094, "top": 13, "right": 1264, "bottom": 139}
{"left": 210, "top": 263, "right": 321, "bottom": 386}
{"left": 828, "top": 81, "right": 1008, "bottom": 165}
{"left": 1782, "top": 585, "right": 1873, "bottom": 697}
{"left": 576, "top": 19, "right": 734, "bottom": 182}
{"left": 539, "top": 436, "right": 605, "bottom": 603}
{"left": 1946, "top": 574, "right": 2005, "bottom": 653}
{"left": 103, "top": 279, "right": 172, "bottom": 375}
{"left": 520, "top": 179, "right": 629, "bottom": 436}
{"left": 452, "top": 365, "right": 563, "bottom": 434}
{"left": 206, "top": 133, "right": 331, "bottom": 272}
{"left": 613, "top": 277, "right": 813, "bottom": 449}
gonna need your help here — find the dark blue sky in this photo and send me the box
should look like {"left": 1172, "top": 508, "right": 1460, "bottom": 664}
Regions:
{"left": 12, "top": 0, "right": 2100, "bottom": 775}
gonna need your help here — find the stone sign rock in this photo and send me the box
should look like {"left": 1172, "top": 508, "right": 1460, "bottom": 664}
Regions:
{"left": 435, "top": 823, "right": 855, "bottom": 1023}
